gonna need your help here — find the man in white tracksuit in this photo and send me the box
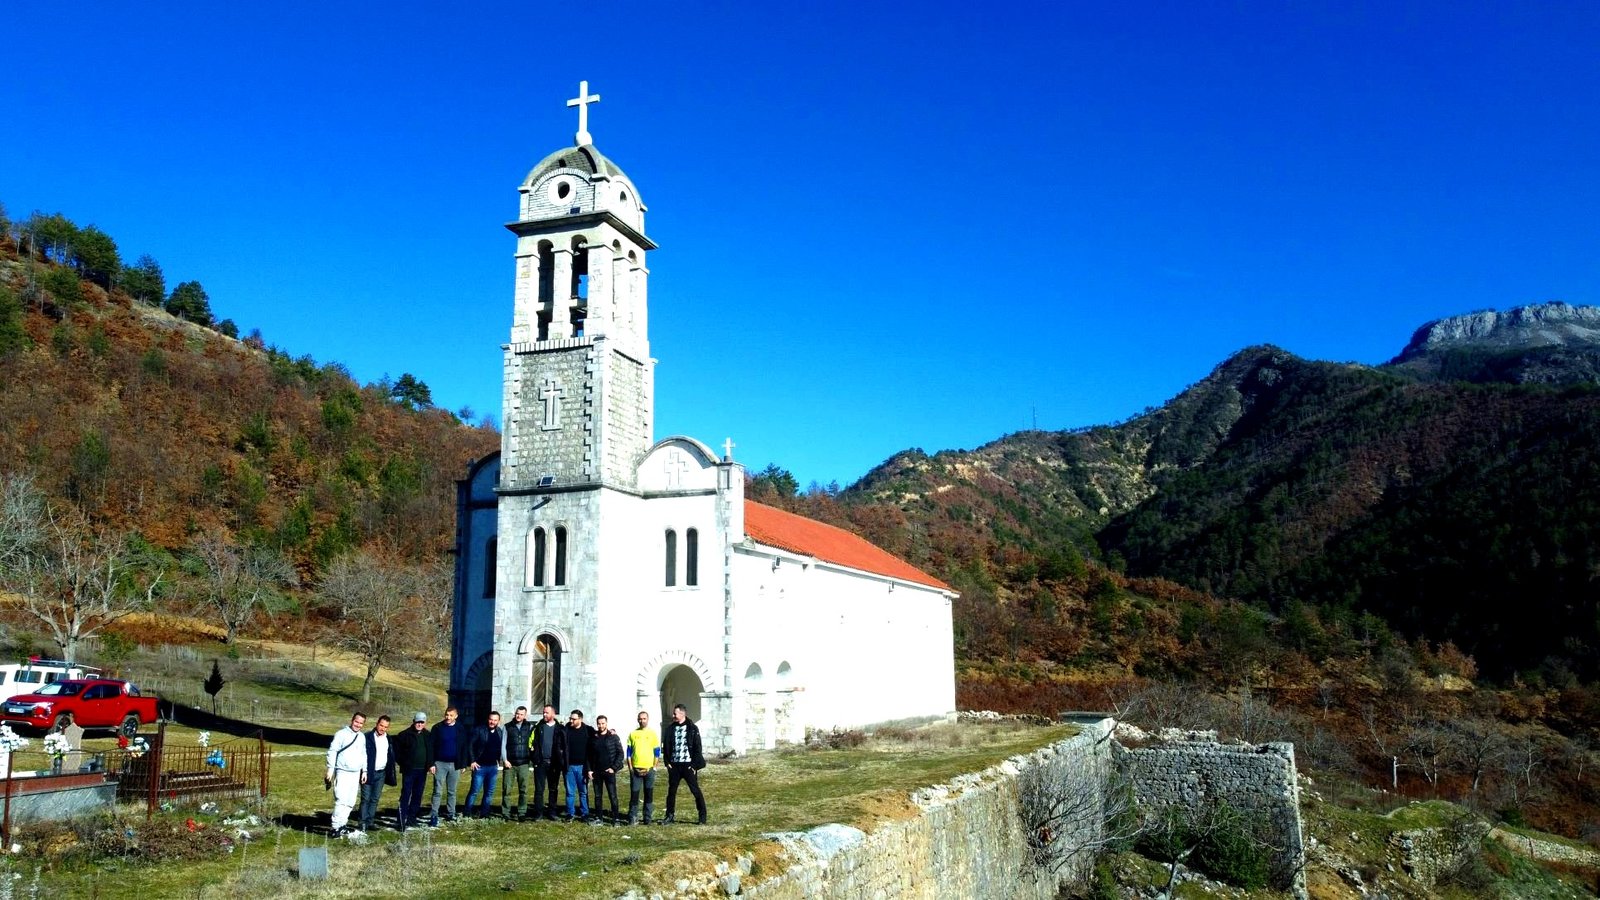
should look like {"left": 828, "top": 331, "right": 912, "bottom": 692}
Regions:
{"left": 325, "top": 712, "right": 367, "bottom": 834}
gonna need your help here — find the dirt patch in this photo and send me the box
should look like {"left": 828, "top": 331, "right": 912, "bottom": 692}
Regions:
{"left": 848, "top": 788, "right": 919, "bottom": 831}
{"left": 111, "top": 612, "right": 226, "bottom": 645}
{"left": 642, "top": 848, "right": 722, "bottom": 883}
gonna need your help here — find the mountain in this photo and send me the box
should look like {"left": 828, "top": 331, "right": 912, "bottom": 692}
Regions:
{"left": 1388, "top": 301, "right": 1600, "bottom": 384}
{"left": 842, "top": 304, "right": 1600, "bottom": 682}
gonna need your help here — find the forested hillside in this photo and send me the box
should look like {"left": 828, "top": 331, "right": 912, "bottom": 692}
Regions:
{"left": 0, "top": 205, "right": 497, "bottom": 679}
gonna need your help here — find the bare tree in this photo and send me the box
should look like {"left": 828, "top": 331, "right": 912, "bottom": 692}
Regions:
{"left": 1446, "top": 718, "right": 1509, "bottom": 796}
{"left": 187, "top": 529, "right": 298, "bottom": 644}
{"left": 0, "top": 473, "right": 44, "bottom": 573}
{"left": 1018, "top": 738, "right": 1142, "bottom": 881}
{"left": 2, "top": 497, "right": 164, "bottom": 663}
{"left": 1401, "top": 713, "right": 1458, "bottom": 788}
{"left": 318, "top": 550, "right": 423, "bottom": 703}
{"left": 415, "top": 558, "right": 453, "bottom": 664}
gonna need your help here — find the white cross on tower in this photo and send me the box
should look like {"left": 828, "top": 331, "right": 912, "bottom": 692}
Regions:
{"left": 567, "top": 80, "right": 601, "bottom": 147}
{"left": 722, "top": 438, "right": 736, "bottom": 461}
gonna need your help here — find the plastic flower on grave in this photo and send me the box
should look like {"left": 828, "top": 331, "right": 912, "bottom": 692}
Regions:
{"left": 196, "top": 731, "right": 210, "bottom": 748}
{"left": 205, "top": 749, "right": 225, "bottom": 769}
{"left": 42, "top": 733, "right": 70, "bottom": 759}
{"left": 0, "top": 725, "right": 29, "bottom": 753}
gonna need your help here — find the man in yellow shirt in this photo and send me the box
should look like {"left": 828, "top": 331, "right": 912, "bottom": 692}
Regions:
{"left": 625, "top": 710, "right": 661, "bottom": 825}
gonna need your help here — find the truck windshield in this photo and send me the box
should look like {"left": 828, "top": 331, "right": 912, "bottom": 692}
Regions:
{"left": 34, "top": 682, "right": 86, "bottom": 697}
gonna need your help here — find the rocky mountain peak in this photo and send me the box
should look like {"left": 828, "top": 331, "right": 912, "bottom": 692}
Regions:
{"left": 1392, "top": 302, "right": 1600, "bottom": 362}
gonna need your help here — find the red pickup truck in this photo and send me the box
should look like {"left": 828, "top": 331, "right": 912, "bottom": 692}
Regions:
{"left": 0, "top": 678, "right": 160, "bottom": 736}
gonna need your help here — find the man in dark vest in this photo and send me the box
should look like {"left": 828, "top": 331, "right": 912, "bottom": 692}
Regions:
{"left": 501, "top": 705, "right": 535, "bottom": 820}
{"left": 464, "top": 710, "right": 506, "bottom": 818}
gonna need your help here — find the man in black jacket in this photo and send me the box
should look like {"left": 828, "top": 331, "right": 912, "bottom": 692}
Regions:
{"left": 500, "top": 705, "right": 535, "bottom": 820}
{"left": 660, "top": 703, "right": 707, "bottom": 824}
{"left": 463, "top": 711, "right": 506, "bottom": 819}
{"left": 390, "top": 712, "right": 434, "bottom": 831}
{"left": 563, "top": 709, "right": 596, "bottom": 820}
{"left": 529, "top": 705, "right": 566, "bottom": 820}
{"left": 589, "top": 714, "right": 625, "bottom": 824}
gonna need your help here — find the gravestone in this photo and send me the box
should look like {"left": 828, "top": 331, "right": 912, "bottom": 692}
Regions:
{"left": 297, "top": 846, "right": 329, "bottom": 880}
{"left": 62, "top": 722, "right": 85, "bottom": 773}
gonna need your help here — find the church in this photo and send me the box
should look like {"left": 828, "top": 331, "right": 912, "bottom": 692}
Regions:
{"left": 447, "top": 84, "right": 956, "bottom": 755}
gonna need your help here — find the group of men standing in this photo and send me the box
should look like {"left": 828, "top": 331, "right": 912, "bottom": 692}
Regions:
{"left": 325, "top": 703, "right": 708, "bottom": 835}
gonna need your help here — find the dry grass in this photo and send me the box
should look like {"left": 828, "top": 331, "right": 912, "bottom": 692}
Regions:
{"left": 28, "top": 720, "right": 1073, "bottom": 899}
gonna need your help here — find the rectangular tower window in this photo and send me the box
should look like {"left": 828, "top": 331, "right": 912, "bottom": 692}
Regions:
{"left": 665, "top": 529, "right": 677, "bottom": 587}
{"left": 554, "top": 526, "right": 568, "bottom": 586}
{"left": 686, "top": 528, "right": 698, "bottom": 587}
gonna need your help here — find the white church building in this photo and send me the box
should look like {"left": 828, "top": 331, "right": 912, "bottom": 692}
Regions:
{"left": 448, "top": 84, "right": 956, "bottom": 754}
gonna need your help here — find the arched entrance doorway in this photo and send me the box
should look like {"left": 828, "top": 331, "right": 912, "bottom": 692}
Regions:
{"left": 529, "top": 633, "right": 561, "bottom": 713}
{"left": 659, "top": 664, "right": 703, "bottom": 723}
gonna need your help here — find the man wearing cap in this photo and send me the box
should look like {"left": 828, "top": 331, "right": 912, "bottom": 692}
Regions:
{"left": 390, "top": 711, "right": 435, "bottom": 831}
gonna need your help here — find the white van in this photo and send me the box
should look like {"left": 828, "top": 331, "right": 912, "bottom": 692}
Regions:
{"left": 0, "top": 660, "right": 99, "bottom": 703}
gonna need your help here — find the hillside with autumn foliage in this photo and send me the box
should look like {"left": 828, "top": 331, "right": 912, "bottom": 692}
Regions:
{"left": 0, "top": 232, "right": 496, "bottom": 568}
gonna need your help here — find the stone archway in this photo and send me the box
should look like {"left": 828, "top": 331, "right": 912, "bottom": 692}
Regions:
{"left": 659, "top": 664, "right": 704, "bottom": 723}
{"left": 529, "top": 633, "right": 561, "bottom": 714}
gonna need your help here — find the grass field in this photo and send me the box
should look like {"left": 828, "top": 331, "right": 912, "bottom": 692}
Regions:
{"left": 10, "top": 716, "right": 1071, "bottom": 899}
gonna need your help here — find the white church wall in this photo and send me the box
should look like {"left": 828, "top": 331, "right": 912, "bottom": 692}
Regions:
{"left": 731, "top": 548, "right": 955, "bottom": 736}
{"left": 589, "top": 489, "right": 726, "bottom": 728}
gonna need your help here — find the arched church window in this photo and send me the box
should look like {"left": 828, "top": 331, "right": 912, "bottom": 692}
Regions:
{"left": 686, "top": 528, "right": 699, "bottom": 587}
{"left": 483, "top": 537, "right": 497, "bottom": 599}
{"left": 554, "top": 526, "right": 568, "bottom": 586}
{"left": 530, "top": 634, "right": 561, "bottom": 712}
{"left": 532, "top": 527, "right": 547, "bottom": 588}
{"left": 665, "top": 529, "right": 677, "bottom": 587}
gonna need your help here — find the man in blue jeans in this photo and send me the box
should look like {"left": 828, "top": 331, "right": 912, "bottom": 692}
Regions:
{"left": 562, "top": 709, "right": 595, "bottom": 820}
{"left": 463, "top": 711, "right": 506, "bottom": 819}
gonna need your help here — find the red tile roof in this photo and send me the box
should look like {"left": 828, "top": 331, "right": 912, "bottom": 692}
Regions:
{"left": 743, "top": 500, "right": 951, "bottom": 591}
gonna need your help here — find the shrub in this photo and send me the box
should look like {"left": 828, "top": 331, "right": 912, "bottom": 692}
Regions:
{"left": 40, "top": 266, "right": 82, "bottom": 305}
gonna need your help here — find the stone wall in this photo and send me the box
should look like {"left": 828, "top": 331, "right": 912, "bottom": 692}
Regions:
{"left": 1115, "top": 737, "right": 1307, "bottom": 897}
{"left": 737, "top": 721, "right": 1115, "bottom": 900}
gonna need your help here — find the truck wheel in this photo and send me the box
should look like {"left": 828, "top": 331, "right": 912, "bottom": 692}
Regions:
{"left": 51, "top": 712, "right": 74, "bottom": 733}
{"left": 120, "top": 714, "right": 140, "bottom": 738}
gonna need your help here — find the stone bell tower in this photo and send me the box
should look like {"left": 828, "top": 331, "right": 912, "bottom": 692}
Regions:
{"left": 489, "top": 82, "right": 657, "bottom": 717}
{"left": 501, "top": 80, "right": 656, "bottom": 492}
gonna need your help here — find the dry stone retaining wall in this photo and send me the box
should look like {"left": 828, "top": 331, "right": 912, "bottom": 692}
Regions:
{"left": 739, "top": 720, "right": 1115, "bottom": 900}
{"left": 1115, "top": 738, "right": 1308, "bottom": 897}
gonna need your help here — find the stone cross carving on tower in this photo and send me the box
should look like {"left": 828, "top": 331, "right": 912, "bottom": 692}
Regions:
{"left": 567, "top": 80, "right": 600, "bottom": 147}
{"left": 722, "top": 438, "right": 736, "bottom": 461}
{"left": 539, "top": 377, "right": 563, "bottom": 431}
{"left": 664, "top": 451, "right": 689, "bottom": 488}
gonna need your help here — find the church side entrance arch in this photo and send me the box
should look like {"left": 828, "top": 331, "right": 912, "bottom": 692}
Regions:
{"left": 659, "top": 665, "right": 703, "bottom": 723}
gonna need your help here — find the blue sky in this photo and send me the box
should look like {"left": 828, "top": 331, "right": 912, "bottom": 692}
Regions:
{"left": 5, "top": 3, "right": 1598, "bottom": 487}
